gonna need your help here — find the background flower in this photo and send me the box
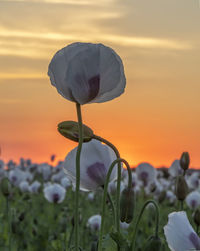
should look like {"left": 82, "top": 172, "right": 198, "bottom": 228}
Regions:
{"left": 64, "top": 139, "right": 117, "bottom": 191}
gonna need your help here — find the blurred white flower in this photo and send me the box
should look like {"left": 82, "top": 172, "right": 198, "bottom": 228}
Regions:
{"left": 164, "top": 211, "right": 200, "bottom": 251}
{"left": 166, "top": 190, "right": 176, "bottom": 204}
{"left": 87, "top": 192, "right": 95, "bottom": 201}
{"left": 44, "top": 183, "right": 66, "bottom": 203}
{"left": 19, "top": 181, "right": 29, "bottom": 193}
{"left": 187, "top": 172, "right": 199, "bottom": 190}
{"left": 52, "top": 170, "right": 65, "bottom": 183}
{"left": 136, "top": 163, "right": 156, "bottom": 187}
{"left": 8, "top": 169, "right": 26, "bottom": 186}
{"left": 48, "top": 42, "right": 126, "bottom": 105}
{"left": 64, "top": 139, "right": 117, "bottom": 191}
{"left": 120, "top": 221, "right": 129, "bottom": 230}
{"left": 169, "top": 160, "right": 183, "bottom": 178}
{"left": 87, "top": 215, "right": 101, "bottom": 231}
{"left": 40, "top": 164, "right": 52, "bottom": 181}
{"left": 108, "top": 179, "right": 125, "bottom": 195}
{"left": 60, "top": 177, "right": 71, "bottom": 189}
{"left": 186, "top": 191, "right": 200, "bottom": 210}
{"left": 29, "top": 181, "right": 41, "bottom": 194}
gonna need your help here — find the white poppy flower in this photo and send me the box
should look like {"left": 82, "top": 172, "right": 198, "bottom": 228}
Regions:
{"left": 87, "top": 214, "right": 101, "bottom": 231}
{"left": 187, "top": 172, "right": 199, "bottom": 190}
{"left": 164, "top": 211, "right": 200, "bottom": 251}
{"left": 87, "top": 192, "right": 95, "bottom": 201}
{"left": 186, "top": 191, "right": 200, "bottom": 210}
{"left": 166, "top": 190, "right": 176, "bottom": 204}
{"left": 136, "top": 163, "right": 156, "bottom": 187}
{"left": 29, "top": 181, "right": 41, "bottom": 193}
{"left": 8, "top": 169, "right": 26, "bottom": 186}
{"left": 60, "top": 177, "right": 71, "bottom": 189}
{"left": 169, "top": 160, "right": 183, "bottom": 177}
{"left": 48, "top": 42, "right": 126, "bottom": 105}
{"left": 120, "top": 221, "right": 129, "bottom": 230}
{"left": 19, "top": 181, "right": 29, "bottom": 193}
{"left": 44, "top": 183, "right": 66, "bottom": 204}
{"left": 63, "top": 139, "right": 117, "bottom": 191}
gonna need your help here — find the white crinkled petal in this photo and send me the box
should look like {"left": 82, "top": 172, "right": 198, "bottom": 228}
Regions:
{"left": 164, "top": 211, "right": 200, "bottom": 251}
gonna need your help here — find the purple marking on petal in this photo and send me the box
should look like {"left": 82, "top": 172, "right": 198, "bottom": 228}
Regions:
{"left": 191, "top": 200, "right": 197, "bottom": 209}
{"left": 53, "top": 193, "right": 60, "bottom": 203}
{"left": 139, "top": 171, "right": 149, "bottom": 186}
{"left": 12, "top": 176, "right": 17, "bottom": 182}
{"left": 88, "top": 74, "right": 100, "bottom": 101}
{"left": 189, "top": 232, "right": 200, "bottom": 249}
{"left": 87, "top": 162, "right": 107, "bottom": 186}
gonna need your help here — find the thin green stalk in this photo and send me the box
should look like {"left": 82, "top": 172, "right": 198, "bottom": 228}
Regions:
{"left": 93, "top": 135, "right": 121, "bottom": 233}
{"left": 131, "top": 200, "right": 160, "bottom": 251}
{"left": 196, "top": 225, "right": 199, "bottom": 235}
{"left": 107, "top": 191, "right": 116, "bottom": 221}
{"left": 6, "top": 197, "right": 11, "bottom": 251}
{"left": 180, "top": 201, "right": 184, "bottom": 210}
{"left": 74, "top": 103, "right": 83, "bottom": 251}
{"left": 98, "top": 158, "right": 131, "bottom": 251}
{"left": 68, "top": 225, "right": 74, "bottom": 249}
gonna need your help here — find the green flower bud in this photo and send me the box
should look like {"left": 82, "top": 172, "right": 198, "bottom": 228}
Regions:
{"left": 175, "top": 175, "right": 188, "bottom": 201}
{"left": 58, "top": 121, "right": 93, "bottom": 142}
{"left": 158, "top": 190, "right": 166, "bottom": 204}
{"left": 120, "top": 187, "right": 134, "bottom": 223}
{"left": 194, "top": 208, "right": 200, "bottom": 226}
{"left": 143, "top": 236, "right": 162, "bottom": 251}
{"left": 180, "top": 152, "right": 190, "bottom": 171}
{"left": 1, "top": 178, "right": 11, "bottom": 197}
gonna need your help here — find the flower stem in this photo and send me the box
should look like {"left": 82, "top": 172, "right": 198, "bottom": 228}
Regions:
{"left": 131, "top": 200, "right": 160, "bottom": 251}
{"left": 74, "top": 103, "right": 83, "bottom": 251}
{"left": 93, "top": 135, "right": 121, "bottom": 233}
{"left": 98, "top": 158, "right": 131, "bottom": 251}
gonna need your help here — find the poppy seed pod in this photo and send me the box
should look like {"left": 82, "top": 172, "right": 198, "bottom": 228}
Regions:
{"left": 48, "top": 42, "right": 126, "bottom": 105}
{"left": 120, "top": 187, "right": 134, "bottom": 223}
{"left": 143, "top": 236, "right": 162, "bottom": 251}
{"left": 58, "top": 121, "right": 93, "bottom": 142}
{"left": 175, "top": 175, "right": 188, "bottom": 201}
{"left": 1, "top": 178, "right": 11, "bottom": 197}
{"left": 180, "top": 152, "right": 190, "bottom": 172}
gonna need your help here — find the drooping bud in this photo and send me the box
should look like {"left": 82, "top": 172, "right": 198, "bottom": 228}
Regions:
{"left": 58, "top": 121, "right": 94, "bottom": 142}
{"left": 180, "top": 152, "right": 190, "bottom": 172}
{"left": 175, "top": 175, "right": 188, "bottom": 201}
{"left": 143, "top": 236, "right": 162, "bottom": 251}
{"left": 193, "top": 208, "right": 200, "bottom": 226}
{"left": 120, "top": 187, "right": 134, "bottom": 223}
{"left": 1, "top": 178, "right": 11, "bottom": 197}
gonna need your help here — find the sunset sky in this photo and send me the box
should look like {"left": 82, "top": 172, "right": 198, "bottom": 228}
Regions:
{"left": 0, "top": 0, "right": 200, "bottom": 168}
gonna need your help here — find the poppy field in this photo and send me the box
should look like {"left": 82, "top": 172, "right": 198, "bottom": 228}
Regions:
{"left": 0, "top": 156, "right": 200, "bottom": 251}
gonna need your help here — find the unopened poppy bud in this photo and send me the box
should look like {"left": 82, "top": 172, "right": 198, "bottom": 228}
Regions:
{"left": 58, "top": 121, "right": 94, "bottom": 142}
{"left": 180, "top": 152, "right": 190, "bottom": 172}
{"left": 18, "top": 212, "right": 25, "bottom": 222}
{"left": 120, "top": 187, "right": 134, "bottom": 223}
{"left": 194, "top": 208, "right": 200, "bottom": 226}
{"left": 143, "top": 236, "right": 162, "bottom": 251}
{"left": 1, "top": 178, "right": 11, "bottom": 197}
{"left": 175, "top": 175, "right": 188, "bottom": 201}
{"left": 158, "top": 191, "right": 166, "bottom": 204}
